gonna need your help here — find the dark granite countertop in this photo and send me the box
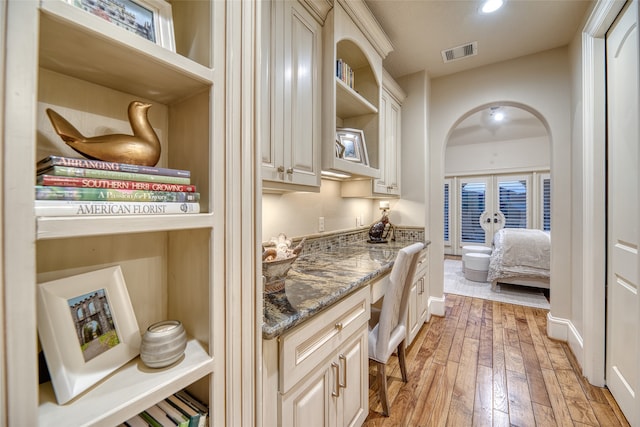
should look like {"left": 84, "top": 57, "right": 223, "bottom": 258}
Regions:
{"left": 262, "top": 239, "right": 430, "bottom": 339}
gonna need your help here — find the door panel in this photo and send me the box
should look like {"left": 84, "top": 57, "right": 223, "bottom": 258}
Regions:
{"left": 606, "top": 1, "right": 639, "bottom": 424}
{"left": 459, "top": 177, "right": 489, "bottom": 247}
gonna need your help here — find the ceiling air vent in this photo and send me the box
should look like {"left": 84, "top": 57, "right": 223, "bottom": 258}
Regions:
{"left": 441, "top": 41, "right": 478, "bottom": 63}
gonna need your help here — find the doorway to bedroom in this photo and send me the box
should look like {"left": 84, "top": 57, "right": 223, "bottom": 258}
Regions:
{"left": 444, "top": 172, "right": 551, "bottom": 255}
{"left": 443, "top": 104, "right": 551, "bottom": 308}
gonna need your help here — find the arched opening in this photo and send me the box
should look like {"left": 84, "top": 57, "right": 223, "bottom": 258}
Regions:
{"left": 442, "top": 102, "right": 552, "bottom": 306}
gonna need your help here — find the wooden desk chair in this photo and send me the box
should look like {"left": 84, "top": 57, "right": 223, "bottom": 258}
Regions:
{"left": 368, "top": 242, "right": 424, "bottom": 416}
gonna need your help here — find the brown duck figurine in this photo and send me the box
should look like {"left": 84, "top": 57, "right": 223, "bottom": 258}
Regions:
{"left": 46, "top": 101, "right": 161, "bottom": 166}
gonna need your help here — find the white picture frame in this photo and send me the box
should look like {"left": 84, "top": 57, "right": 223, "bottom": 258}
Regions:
{"left": 67, "top": 0, "right": 176, "bottom": 51}
{"left": 37, "top": 265, "right": 141, "bottom": 404}
{"left": 336, "top": 128, "right": 370, "bottom": 166}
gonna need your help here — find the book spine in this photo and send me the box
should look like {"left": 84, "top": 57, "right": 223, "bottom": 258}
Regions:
{"left": 38, "top": 155, "right": 190, "bottom": 178}
{"left": 35, "top": 186, "right": 200, "bottom": 202}
{"left": 37, "top": 175, "right": 197, "bottom": 192}
{"left": 43, "top": 166, "right": 191, "bottom": 185}
{"left": 34, "top": 200, "right": 200, "bottom": 216}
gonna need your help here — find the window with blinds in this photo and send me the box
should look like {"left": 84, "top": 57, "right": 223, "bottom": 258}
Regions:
{"left": 543, "top": 177, "right": 551, "bottom": 231}
{"left": 499, "top": 179, "right": 528, "bottom": 228}
{"left": 460, "top": 182, "right": 486, "bottom": 243}
{"left": 444, "top": 182, "right": 450, "bottom": 242}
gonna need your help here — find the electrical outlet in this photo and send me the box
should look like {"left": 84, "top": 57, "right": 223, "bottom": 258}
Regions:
{"left": 318, "top": 216, "right": 325, "bottom": 232}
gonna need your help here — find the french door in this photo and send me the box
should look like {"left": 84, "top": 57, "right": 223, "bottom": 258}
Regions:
{"left": 445, "top": 173, "right": 540, "bottom": 255}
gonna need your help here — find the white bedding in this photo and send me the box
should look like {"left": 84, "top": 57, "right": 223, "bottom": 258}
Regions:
{"left": 487, "top": 229, "right": 551, "bottom": 286}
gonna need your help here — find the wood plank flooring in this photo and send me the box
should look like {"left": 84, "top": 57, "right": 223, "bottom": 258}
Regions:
{"left": 363, "top": 293, "right": 630, "bottom": 426}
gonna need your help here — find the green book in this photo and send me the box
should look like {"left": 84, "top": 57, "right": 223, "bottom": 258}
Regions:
{"left": 38, "top": 165, "right": 190, "bottom": 185}
{"left": 35, "top": 185, "right": 200, "bottom": 203}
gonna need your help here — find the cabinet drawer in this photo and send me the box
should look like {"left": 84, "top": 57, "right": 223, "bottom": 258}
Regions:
{"left": 279, "top": 286, "right": 370, "bottom": 394}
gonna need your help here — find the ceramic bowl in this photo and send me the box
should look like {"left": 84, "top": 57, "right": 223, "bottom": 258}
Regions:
{"left": 262, "top": 255, "right": 298, "bottom": 293}
{"left": 140, "top": 320, "right": 187, "bottom": 368}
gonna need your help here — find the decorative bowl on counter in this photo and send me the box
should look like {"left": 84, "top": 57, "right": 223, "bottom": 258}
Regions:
{"left": 262, "top": 255, "right": 298, "bottom": 293}
{"left": 262, "top": 234, "right": 305, "bottom": 294}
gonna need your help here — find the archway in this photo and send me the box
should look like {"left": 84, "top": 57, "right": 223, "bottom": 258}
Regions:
{"left": 442, "top": 102, "right": 552, "bottom": 304}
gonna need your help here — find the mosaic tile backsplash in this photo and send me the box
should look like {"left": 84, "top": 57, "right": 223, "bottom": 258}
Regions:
{"left": 263, "top": 226, "right": 425, "bottom": 257}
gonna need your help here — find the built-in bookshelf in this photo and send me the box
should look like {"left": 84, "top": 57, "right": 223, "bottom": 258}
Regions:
{"left": 3, "top": 0, "right": 227, "bottom": 425}
{"left": 321, "top": 1, "right": 393, "bottom": 179}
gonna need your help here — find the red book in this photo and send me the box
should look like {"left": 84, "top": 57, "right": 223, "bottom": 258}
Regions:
{"left": 37, "top": 175, "right": 197, "bottom": 193}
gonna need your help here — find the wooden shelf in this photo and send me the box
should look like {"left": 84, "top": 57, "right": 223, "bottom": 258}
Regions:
{"left": 36, "top": 213, "right": 215, "bottom": 240}
{"left": 39, "top": 339, "right": 213, "bottom": 427}
{"left": 335, "top": 78, "right": 377, "bottom": 117}
{"left": 39, "top": 0, "right": 213, "bottom": 105}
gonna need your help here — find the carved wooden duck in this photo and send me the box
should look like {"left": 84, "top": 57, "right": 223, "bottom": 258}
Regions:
{"left": 46, "top": 101, "right": 161, "bottom": 166}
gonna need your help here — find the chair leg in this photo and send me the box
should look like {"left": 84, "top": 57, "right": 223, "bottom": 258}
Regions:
{"left": 376, "top": 361, "right": 390, "bottom": 417}
{"left": 398, "top": 340, "right": 408, "bottom": 382}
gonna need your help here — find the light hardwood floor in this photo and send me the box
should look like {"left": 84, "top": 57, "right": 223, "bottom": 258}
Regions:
{"left": 363, "top": 293, "right": 630, "bottom": 426}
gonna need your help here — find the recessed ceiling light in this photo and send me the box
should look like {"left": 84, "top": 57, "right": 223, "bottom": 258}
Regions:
{"left": 481, "top": 0, "right": 504, "bottom": 14}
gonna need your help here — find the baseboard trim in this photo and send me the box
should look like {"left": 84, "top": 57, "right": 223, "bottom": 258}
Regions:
{"left": 547, "top": 312, "right": 584, "bottom": 369}
{"left": 428, "top": 295, "right": 446, "bottom": 319}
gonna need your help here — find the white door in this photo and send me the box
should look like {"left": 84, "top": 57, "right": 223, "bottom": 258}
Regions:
{"left": 457, "top": 175, "right": 532, "bottom": 251}
{"left": 458, "top": 177, "right": 490, "bottom": 247}
{"left": 606, "top": 1, "right": 640, "bottom": 425}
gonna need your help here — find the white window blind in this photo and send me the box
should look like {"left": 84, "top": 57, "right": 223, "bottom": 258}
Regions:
{"left": 543, "top": 177, "right": 551, "bottom": 231}
{"left": 499, "top": 179, "right": 527, "bottom": 228}
{"left": 444, "top": 182, "right": 450, "bottom": 242}
{"left": 460, "top": 182, "right": 486, "bottom": 243}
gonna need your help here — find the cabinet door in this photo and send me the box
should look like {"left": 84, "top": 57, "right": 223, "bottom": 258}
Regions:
{"left": 338, "top": 327, "right": 369, "bottom": 427}
{"left": 264, "top": 0, "right": 321, "bottom": 189}
{"left": 281, "top": 365, "right": 334, "bottom": 427}
{"left": 407, "top": 278, "right": 420, "bottom": 345}
{"left": 374, "top": 88, "right": 401, "bottom": 195}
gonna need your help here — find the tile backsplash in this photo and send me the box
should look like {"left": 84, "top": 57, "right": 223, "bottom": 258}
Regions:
{"left": 262, "top": 226, "right": 425, "bottom": 256}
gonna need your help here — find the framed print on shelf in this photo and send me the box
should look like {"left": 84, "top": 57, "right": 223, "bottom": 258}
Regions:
{"left": 67, "top": 0, "right": 176, "bottom": 51}
{"left": 37, "top": 265, "right": 141, "bottom": 404}
{"left": 336, "top": 128, "right": 370, "bottom": 166}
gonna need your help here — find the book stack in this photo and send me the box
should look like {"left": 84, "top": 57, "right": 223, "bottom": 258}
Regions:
{"left": 35, "top": 156, "right": 201, "bottom": 216}
{"left": 119, "top": 389, "right": 209, "bottom": 427}
{"left": 336, "top": 58, "right": 355, "bottom": 89}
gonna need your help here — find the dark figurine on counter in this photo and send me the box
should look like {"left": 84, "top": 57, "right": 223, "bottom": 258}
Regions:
{"left": 368, "top": 210, "right": 396, "bottom": 243}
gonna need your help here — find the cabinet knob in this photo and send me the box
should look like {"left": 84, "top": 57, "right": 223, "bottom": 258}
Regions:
{"left": 286, "top": 167, "right": 294, "bottom": 175}
{"left": 277, "top": 166, "right": 285, "bottom": 173}
{"left": 334, "top": 322, "right": 343, "bottom": 331}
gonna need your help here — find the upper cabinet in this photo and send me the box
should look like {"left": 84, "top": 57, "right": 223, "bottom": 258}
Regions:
{"left": 3, "top": 0, "right": 227, "bottom": 425}
{"left": 343, "top": 69, "right": 406, "bottom": 197}
{"left": 321, "top": 0, "right": 393, "bottom": 179}
{"left": 262, "top": 0, "right": 324, "bottom": 192}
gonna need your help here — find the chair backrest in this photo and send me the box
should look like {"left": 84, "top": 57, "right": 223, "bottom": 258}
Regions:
{"left": 373, "top": 242, "right": 424, "bottom": 359}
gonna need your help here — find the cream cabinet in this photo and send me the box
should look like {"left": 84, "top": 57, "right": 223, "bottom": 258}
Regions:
{"left": 263, "top": 286, "right": 370, "bottom": 427}
{"left": 341, "top": 70, "right": 405, "bottom": 198}
{"left": 321, "top": 0, "right": 392, "bottom": 179}
{"left": 407, "top": 247, "right": 429, "bottom": 346}
{"left": 280, "top": 328, "right": 368, "bottom": 427}
{"left": 2, "top": 0, "right": 233, "bottom": 425}
{"left": 262, "top": 0, "right": 322, "bottom": 191}
{"left": 373, "top": 72, "right": 405, "bottom": 196}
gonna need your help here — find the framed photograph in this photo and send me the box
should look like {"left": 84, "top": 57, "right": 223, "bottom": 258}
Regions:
{"left": 335, "top": 138, "right": 346, "bottom": 158}
{"left": 37, "top": 265, "right": 141, "bottom": 404}
{"left": 67, "top": 0, "right": 176, "bottom": 51}
{"left": 336, "top": 128, "right": 370, "bottom": 165}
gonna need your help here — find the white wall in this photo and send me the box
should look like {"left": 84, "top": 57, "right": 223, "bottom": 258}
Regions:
{"left": 261, "top": 180, "right": 377, "bottom": 242}
{"left": 396, "top": 70, "right": 429, "bottom": 227}
{"left": 427, "top": 47, "right": 573, "bottom": 321}
{"left": 445, "top": 136, "right": 550, "bottom": 176}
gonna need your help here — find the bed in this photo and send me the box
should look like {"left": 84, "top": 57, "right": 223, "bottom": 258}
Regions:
{"left": 487, "top": 228, "right": 551, "bottom": 292}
